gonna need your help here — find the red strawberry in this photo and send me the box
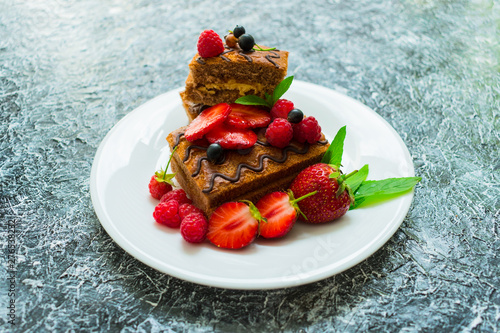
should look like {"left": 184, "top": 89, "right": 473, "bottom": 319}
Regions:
{"left": 207, "top": 201, "right": 265, "bottom": 249}
{"left": 184, "top": 103, "right": 231, "bottom": 141}
{"left": 226, "top": 104, "right": 272, "bottom": 129}
{"left": 205, "top": 122, "right": 257, "bottom": 150}
{"left": 197, "top": 29, "right": 225, "bottom": 58}
{"left": 289, "top": 163, "right": 355, "bottom": 223}
{"left": 256, "top": 190, "right": 316, "bottom": 238}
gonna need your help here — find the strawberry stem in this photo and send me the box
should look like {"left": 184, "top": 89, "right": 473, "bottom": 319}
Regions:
{"left": 290, "top": 190, "right": 317, "bottom": 204}
{"left": 253, "top": 44, "right": 276, "bottom": 52}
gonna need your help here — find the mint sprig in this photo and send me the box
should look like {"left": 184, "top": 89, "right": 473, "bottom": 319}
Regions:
{"left": 323, "top": 126, "right": 421, "bottom": 209}
{"left": 235, "top": 76, "right": 294, "bottom": 108}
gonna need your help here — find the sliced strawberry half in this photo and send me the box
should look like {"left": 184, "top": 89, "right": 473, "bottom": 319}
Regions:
{"left": 256, "top": 190, "right": 317, "bottom": 238}
{"left": 226, "top": 103, "right": 272, "bottom": 129}
{"left": 207, "top": 201, "right": 264, "bottom": 249}
{"left": 205, "top": 122, "right": 257, "bottom": 150}
{"left": 184, "top": 103, "right": 231, "bottom": 141}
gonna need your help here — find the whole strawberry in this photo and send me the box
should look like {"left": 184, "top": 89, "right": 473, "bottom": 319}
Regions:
{"left": 289, "top": 163, "right": 355, "bottom": 223}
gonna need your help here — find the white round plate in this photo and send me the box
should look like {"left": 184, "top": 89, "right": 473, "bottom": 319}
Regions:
{"left": 90, "top": 80, "right": 415, "bottom": 290}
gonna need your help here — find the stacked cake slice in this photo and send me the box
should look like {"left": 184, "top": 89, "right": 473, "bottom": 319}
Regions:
{"left": 180, "top": 46, "right": 289, "bottom": 121}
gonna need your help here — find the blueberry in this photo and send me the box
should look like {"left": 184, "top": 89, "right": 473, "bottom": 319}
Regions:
{"left": 287, "top": 108, "right": 304, "bottom": 124}
{"left": 207, "top": 143, "right": 224, "bottom": 163}
{"left": 238, "top": 34, "right": 255, "bottom": 52}
{"left": 233, "top": 25, "right": 245, "bottom": 38}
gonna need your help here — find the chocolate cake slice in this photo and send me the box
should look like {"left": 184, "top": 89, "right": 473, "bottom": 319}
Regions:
{"left": 167, "top": 127, "right": 329, "bottom": 216}
{"left": 180, "top": 46, "right": 288, "bottom": 121}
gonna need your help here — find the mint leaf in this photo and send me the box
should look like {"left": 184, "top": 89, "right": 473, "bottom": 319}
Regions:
{"left": 272, "top": 76, "right": 294, "bottom": 104}
{"left": 234, "top": 95, "right": 269, "bottom": 107}
{"left": 354, "top": 177, "right": 421, "bottom": 199}
{"left": 264, "top": 92, "right": 274, "bottom": 107}
{"left": 321, "top": 125, "right": 346, "bottom": 165}
{"left": 345, "top": 164, "right": 369, "bottom": 193}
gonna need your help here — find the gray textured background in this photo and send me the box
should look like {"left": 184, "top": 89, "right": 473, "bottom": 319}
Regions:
{"left": 1, "top": 0, "right": 499, "bottom": 332}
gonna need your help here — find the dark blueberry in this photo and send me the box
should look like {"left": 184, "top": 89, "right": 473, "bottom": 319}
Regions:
{"left": 287, "top": 108, "right": 304, "bottom": 124}
{"left": 207, "top": 143, "right": 224, "bottom": 163}
{"left": 238, "top": 34, "right": 255, "bottom": 51}
{"left": 233, "top": 25, "right": 245, "bottom": 38}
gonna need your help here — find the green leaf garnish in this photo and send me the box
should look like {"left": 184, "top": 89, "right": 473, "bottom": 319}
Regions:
{"left": 321, "top": 125, "right": 346, "bottom": 165}
{"left": 154, "top": 146, "right": 178, "bottom": 185}
{"left": 345, "top": 164, "right": 369, "bottom": 193}
{"left": 354, "top": 177, "right": 422, "bottom": 199}
{"left": 272, "top": 75, "right": 294, "bottom": 103}
{"left": 235, "top": 76, "right": 294, "bottom": 108}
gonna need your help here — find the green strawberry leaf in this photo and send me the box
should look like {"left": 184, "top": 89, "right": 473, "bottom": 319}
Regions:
{"left": 234, "top": 95, "right": 270, "bottom": 107}
{"left": 321, "top": 125, "right": 346, "bottom": 165}
{"left": 354, "top": 177, "right": 422, "bottom": 199}
{"left": 345, "top": 164, "right": 369, "bottom": 193}
{"left": 272, "top": 75, "right": 294, "bottom": 104}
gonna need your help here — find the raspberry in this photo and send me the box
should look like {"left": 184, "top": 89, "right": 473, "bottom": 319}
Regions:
{"left": 197, "top": 30, "right": 225, "bottom": 58}
{"left": 160, "top": 189, "right": 192, "bottom": 205}
{"left": 180, "top": 213, "right": 209, "bottom": 243}
{"left": 153, "top": 200, "right": 181, "bottom": 228}
{"left": 270, "top": 99, "right": 294, "bottom": 119}
{"left": 148, "top": 175, "right": 172, "bottom": 200}
{"left": 179, "top": 203, "right": 205, "bottom": 220}
{"left": 265, "top": 118, "right": 293, "bottom": 148}
{"left": 293, "top": 116, "right": 322, "bottom": 144}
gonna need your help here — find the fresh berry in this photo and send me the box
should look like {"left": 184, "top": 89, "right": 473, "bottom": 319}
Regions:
{"left": 289, "top": 163, "right": 355, "bottom": 223}
{"left": 205, "top": 122, "right": 257, "bottom": 150}
{"left": 206, "top": 143, "right": 224, "bottom": 163}
{"left": 265, "top": 118, "right": 293, "bottom": 148}
{"left": 207, "top": 201, "right": 264, "bottom": 249}
{"left": 153, "top": 200, "right": 181, "bottom": 228}
{"left": 226, "top": 103, "right": 272, "bottom": 129}
{"left": 184, "top": 103, "right": 231, "bottom": 141}
{"left": 293, "top": 116, "right": 322, "bottom": 144}
{"left": 270, "top": 99, "right": 295, "bottom": 119}
{"left": 160, "top": 189, "right": 192, "bottom": 205}
{"left": 197, "top": 29, "right": 225, "bottom": 58}
{"left": 256, "top": 190, "right": 316, "bottom": 238}
{"left": 178, "top": 203, "right": 205, "bottom": 220}
{"left": 238, "top": 34, "right": 255, "bottom": 51}
{"left": 287, "top": 108, "right": 304, "bottom": 124}
{"left": 180, "top": 213, "right": 209, "bottom": 243}
{"left": 233, "top": 25, "right": 245, "bottom": 38}
{"left": 225, "top": 33, "right": 238, "bottom": 48}
{"left": 148, "top": 147, "right": 178, "bottom": 199}
{"left": 148, "top": 175, "right": 172, "bottom": 200}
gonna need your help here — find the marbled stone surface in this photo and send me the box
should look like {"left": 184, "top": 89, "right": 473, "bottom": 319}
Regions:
{"left": 1, "top": 0, "right": 499, "bottom": 332}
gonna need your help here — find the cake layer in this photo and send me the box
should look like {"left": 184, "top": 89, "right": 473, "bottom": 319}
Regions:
{"left": 167, "top": 127, "right": 329, "bottom": 216}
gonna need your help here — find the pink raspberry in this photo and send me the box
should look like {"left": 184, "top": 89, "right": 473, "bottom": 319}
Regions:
{"left": 265, "top": 118, "right": 293, "bottom": 148}
{"left": 270, "top": 99, "right": 294, "bottom": 119}
{"left": 160, "top": 189, "right": 192, "bottom": 205}
{"left": 148, "top": 175, "right": 172, "bottom": 200}
{"left": 293, "top": 116, "right": 322, "bottom": 144}
{"left": 180, "top": 213, "right": 209, "bottom": 243}
{"left": 153, "top": 200, "right": 181, "bottom": 228}
{"left": 197, "top": 30, "right": 225, "bottom": 58}
{"left": 178, "top": 203, "right": 205, "bottom": 220}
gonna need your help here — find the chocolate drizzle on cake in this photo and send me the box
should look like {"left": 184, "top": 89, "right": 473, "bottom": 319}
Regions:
{"left": 196, "top": 46, "right": 282, "bottom": 67}
{"left": 173, "top": 131, "right": 328, "bottom": 193}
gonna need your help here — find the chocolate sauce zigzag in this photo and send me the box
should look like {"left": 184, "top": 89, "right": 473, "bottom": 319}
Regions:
{"left": 173, "top": 131, "right": 328, "bottom": 193}
{"left": 201, "top": 142, "right": 320, "bottom": 193}
{"left": 195, "top": 46, "right": 281, "bottom": 66}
